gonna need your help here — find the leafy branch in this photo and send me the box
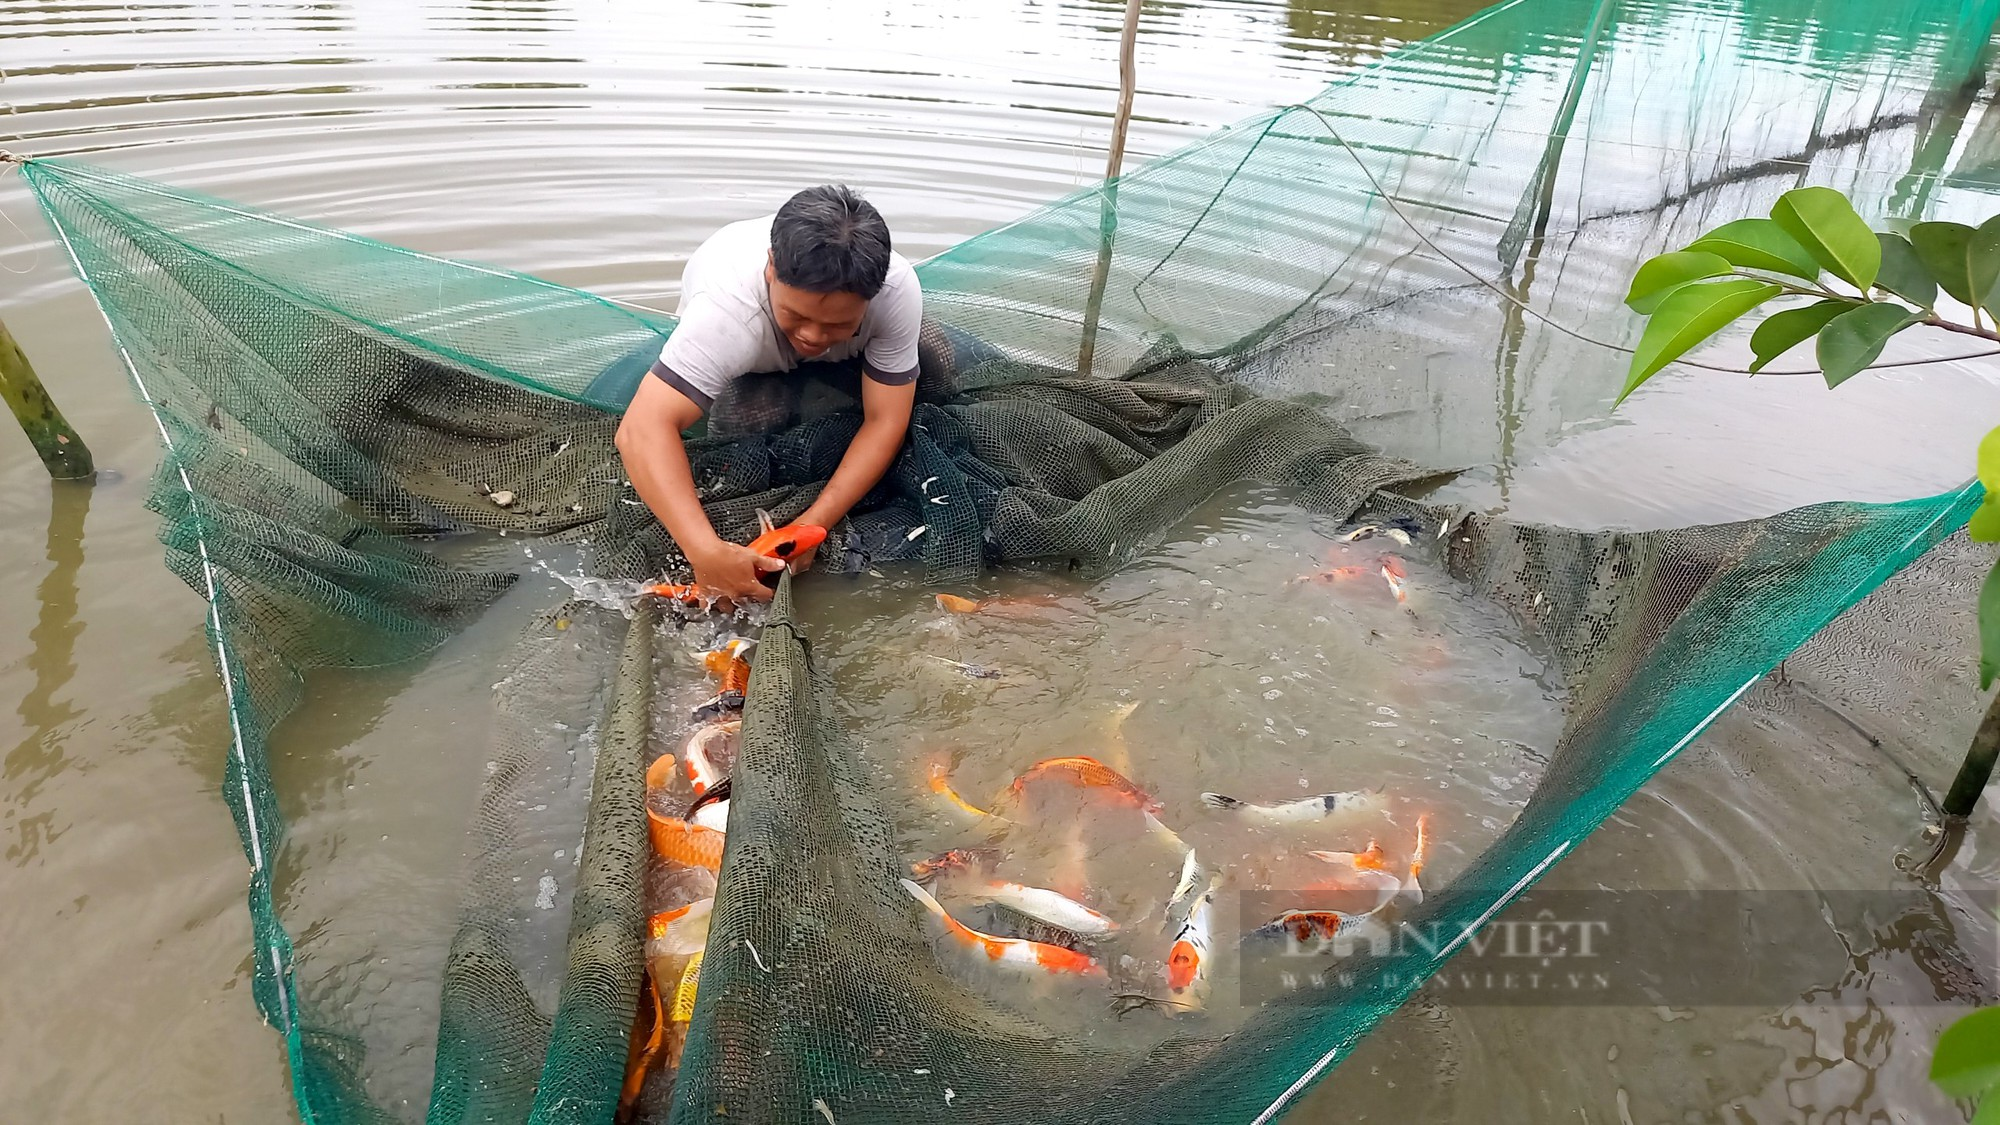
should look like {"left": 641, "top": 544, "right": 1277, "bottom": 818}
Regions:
{"left": 1620, "top": 187, "right": 2000, "bottom": 688}
{"left": 1621, "top": 187, "right": 2000, "bottom": 1123}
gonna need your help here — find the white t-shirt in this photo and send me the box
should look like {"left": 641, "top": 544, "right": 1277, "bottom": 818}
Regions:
{"left": 649, "top": 215, "right": 923, "bottom": 411}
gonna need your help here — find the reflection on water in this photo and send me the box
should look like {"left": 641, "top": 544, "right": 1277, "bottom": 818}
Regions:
{"left": 4, "top": 482, "right": 90, "bottom": 866}
{"left": 5, "top": 0, "right": 2000, "bottom": 1122}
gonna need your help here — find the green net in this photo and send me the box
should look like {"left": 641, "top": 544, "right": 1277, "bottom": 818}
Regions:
{"left": 17, "top": 0, "right": 2000, "bottom": 1120}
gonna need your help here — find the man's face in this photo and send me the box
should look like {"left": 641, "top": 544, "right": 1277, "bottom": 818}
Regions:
{"left": 766, "top": 259, "right": 868, "bottom": 359}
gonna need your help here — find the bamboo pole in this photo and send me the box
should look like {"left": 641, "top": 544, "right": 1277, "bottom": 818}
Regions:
{"left": 0, "top": 317, "right": 94, "bottom": 480}
{"left": 1076, "top": 0, "right": 1143, "bottom": 378}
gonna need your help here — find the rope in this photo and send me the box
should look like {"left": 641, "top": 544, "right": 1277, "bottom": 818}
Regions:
{"left": 0, "top": 158, "right": 42, "bottom": 275}
{"left": 1273, "top": 103, "right": 2000, "bottom": 379}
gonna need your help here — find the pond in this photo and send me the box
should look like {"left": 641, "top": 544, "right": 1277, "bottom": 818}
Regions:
{"left": 5, "top": 0, "right": 2000, "bottom": 1120}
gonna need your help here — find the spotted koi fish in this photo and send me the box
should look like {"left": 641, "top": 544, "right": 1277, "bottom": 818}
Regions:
{"left": 1199, "top": 789, "right": 1386, "bottom": 824}
{"left": 912, "top": 849, "right": 1120, "bottom": 936}
{"left": 682, "top": 721, "right": 739, "bottom": 799}
{"left": 900, "top": 878, "right": 1104, "bottom": 977}
{"left": 1255, "top": 816, "right": 1431, "bottom": 942}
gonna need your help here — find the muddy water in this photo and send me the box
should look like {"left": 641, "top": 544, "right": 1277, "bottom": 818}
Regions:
{"left": 6, "top": 0, "right": 2000, "bottom": 1122}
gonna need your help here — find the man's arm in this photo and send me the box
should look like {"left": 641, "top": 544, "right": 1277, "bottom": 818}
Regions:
{"left": 616, "top": 374, "right": 784, "bottom": 601}
{"left": 795, "top": 374, "right": 917, "bottom": 557}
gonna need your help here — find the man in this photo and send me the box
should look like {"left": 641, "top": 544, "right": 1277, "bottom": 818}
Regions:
{"left": 615, "top": 185, "right": 923, "bottom": 603}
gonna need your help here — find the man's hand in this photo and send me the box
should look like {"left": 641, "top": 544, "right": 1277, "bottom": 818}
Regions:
{"left": 685, "top": 536, "right": 788, "bottom": 603}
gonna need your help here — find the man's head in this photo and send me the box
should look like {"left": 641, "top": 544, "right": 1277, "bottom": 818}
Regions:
{"left": 765, "top": 184, "right": 891, "bottom": 359}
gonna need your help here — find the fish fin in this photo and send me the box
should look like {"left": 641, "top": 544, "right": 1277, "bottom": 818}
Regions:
{"left": 1353, "top": 841, "right": 1389, "bottom": 871}
{"left": 900, "top": 878, "right": 946, "bottom": 916}
{"left": 645, "top": 754, "right": 677, "bottom": 794}
{"left": 1411, "top": 814, "right": 1430, "bottom": 882}
{"left": 1200, "top": 792, "right": 1246, "bottom": 811}
{"left": 1162, "top": 851, "right": 1206, "bottom": 934}
{"left": 755, "top": 508, "right": 776, "bottom": 536}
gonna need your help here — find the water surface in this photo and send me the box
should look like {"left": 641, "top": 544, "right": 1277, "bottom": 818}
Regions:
{"left": 6, "top": 0, "right": 2000, "bottom": 1121}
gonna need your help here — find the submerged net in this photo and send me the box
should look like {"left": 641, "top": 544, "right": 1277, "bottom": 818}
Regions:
{"left": 18, "top": 0, "right": 2000, "bottom": 1121}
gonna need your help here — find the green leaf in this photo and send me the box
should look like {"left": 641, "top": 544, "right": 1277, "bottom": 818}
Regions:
{"left": 1618, "top": 279, "right": 1782, "bottom": 403}
{"left": 1910, "top": 218, "right": 2000, "bottom": 317}
{"left": 1977, "top": 1091, "right": 2000, "bottom": 1125}
{"left": 1978, "top": 425, "right": 2000, "bottom": 495}
{"left": 1747, "top": 299, "right": 1858, "bottom": 373}
{"left": 1771, "top": 187, "right": 1880, "bottom": 291}
{"left": 1984, "top": 563, "right": 2000, "bottom": 692}
{"left": 1626, "top": 251, "right": 1735, "bottom": 313}
{"left": 1686, "top": 218, "right": 1821, "bottom": 280}
{"left": 1969, "top": 499, "right": 2000, "bottom": 543}
{"left": 1936, "top": 1006, "right": 2000, "bottom": 1098}
{"left": 1875, "top": 232, "right": 1937, "bottom": 308}
{"left": 1815, "top": 301, "right": 1921, "bottom": 388}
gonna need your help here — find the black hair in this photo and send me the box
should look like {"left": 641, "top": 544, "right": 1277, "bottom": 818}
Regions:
{"left": 770, "top": 184, "right": 892, "bottom": 299}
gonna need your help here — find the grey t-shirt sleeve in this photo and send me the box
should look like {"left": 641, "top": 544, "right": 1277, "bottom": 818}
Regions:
{"left": 862, "top": 270, "right": 923, "bottom": 386}
{"left": 653, "top": 294, "right": 758, "bottom": 410}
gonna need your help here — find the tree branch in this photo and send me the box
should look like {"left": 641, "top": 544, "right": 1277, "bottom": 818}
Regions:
{"left": 1923, "top": 314, "right": 2000, "bottom": 343}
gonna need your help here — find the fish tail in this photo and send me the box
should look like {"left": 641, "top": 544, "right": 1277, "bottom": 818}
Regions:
{"left": 1200, "top": 792, "right": 1247, "bottom": 812}
{"left": 927, "top": 762, "right": 994, "bottom": 821}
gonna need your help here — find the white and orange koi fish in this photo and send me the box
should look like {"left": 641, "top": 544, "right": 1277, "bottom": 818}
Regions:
{"left": 1163, "top": 877, "right": 1216, "bottom": 1012}
{"left": 900, "top": 878, "right": 1104, "bottom": 978}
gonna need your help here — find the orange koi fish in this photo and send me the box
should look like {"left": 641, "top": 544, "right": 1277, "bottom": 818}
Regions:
{"left": 618, "top": 963, "right": 666, "bottom": 1115}
{"left": 900, "top": 878, "right": 1104, "bottom": 977}
{"left": 745, "top": 509, "right": 827, "bottom": 586}
{"left": 648, "top": 813, "right": 725, "bottom": 872}
{"left": 1001, "top": 755, "right": 1163, "bottom": 816}
{"left": 703, "top": 638, "right": 755, "bottom": 695}
{"left": 641, "top": 513, "right": 825, "bottom": 605}
{"left": 1380, "top": 555, "right": 1409, "bottom": 604}
{"left": 645, "top": 581, "right": 711, "bottom": 605}
{"left": 934, "top": 592, "right": 1085, "bottom": 619}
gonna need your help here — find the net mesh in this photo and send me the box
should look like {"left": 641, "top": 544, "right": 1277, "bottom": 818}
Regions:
{"left": 17, "top": 0, "right": 1999, "bottom": 1120}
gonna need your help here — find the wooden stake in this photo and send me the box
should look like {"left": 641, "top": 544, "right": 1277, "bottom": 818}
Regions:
{"left": 1077, "top": 0, "right": 1143, "bottom": 378}
{"left": 0, "top": 317, "right": 93, "bottom": 480}
{"left": 1103, "top": 0, "right": 1143, "bottom": 186}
